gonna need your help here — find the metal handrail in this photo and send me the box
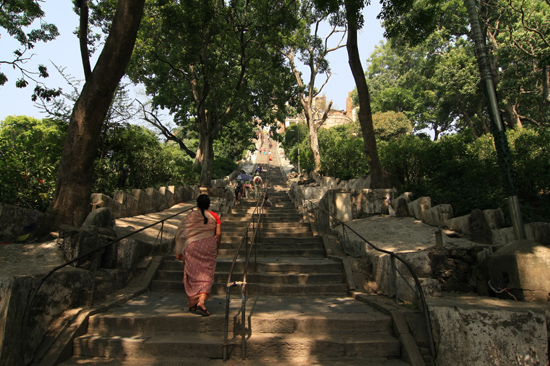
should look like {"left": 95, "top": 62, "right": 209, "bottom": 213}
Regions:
{"left": 21, "top": 203, "right": 200, "bottom": 363}
{"left": 279, "top": 167, "right": 436, "bottom": 361}
{"left": 222, "top": 159, "right": 271, "bottom": 361}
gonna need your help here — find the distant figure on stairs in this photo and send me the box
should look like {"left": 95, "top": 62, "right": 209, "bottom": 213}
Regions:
{"left": 253, "top": 174, "right": 263, "bottom": 199}
{"left": 174, "top": 194, "right": 221, "bottom": 316}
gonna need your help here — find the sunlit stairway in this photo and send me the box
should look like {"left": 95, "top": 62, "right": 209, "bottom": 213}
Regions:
{"left": 58, "top": 151, "right": 409, "bottom": 365}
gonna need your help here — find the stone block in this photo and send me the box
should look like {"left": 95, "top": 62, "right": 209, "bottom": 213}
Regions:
{"left": 83, "top": 207, "right": 115, "bottom": 229}
{"left": 131, "top": 189, "right": 155, "bottom": 215}
{"left": 113, "top": 190, "right": 139, "bottom": 218}
{"left": 447, "top": 214, "right": 470, "bottom": 236}
{"left": 361, "top": 189, "right": 397, "bottom": 216}
{"left": 408, "top": 197, "right": 431, "bottom": 220}
{"left": 530, "top": 222, "right": 550, "bottom": 246}
{"left": 365, "top": 251, "right": 436, "bottom": 302}
{"left": 158, "top": 187, "right": 174, "bottom": 208}
{"left": 146, "top": 188, "right": 169, "bottom": 212}
{"left": 336, "top": 180, "right": 348, "bottom": 189}
{"left": 429, "top": 302, "right": 548, "bottom": 366}
{"left": 351, "top": 175, "right": 371, "bottom": 190}
{"left": 422, "top": 204, "right": 453, "bottom": 228}
{"left": 395, "top": 198, "right": 409, "bottom": 217}
{"left": 469, "top": 209, "right": 492, "bottom": 244}
{"left": 91, "top": 193, "right": 123, "bottom": 219}
{"left": 302, "top": 186, "right": 327, "bottom": 201}
{"left": 334, "top": 191, "right": 352, "bottom": 223}
{"left": 483, "top": 208, "right": 505, "bottom": 230}
{"left": 391, "top": 192, "right": 414, "bottom": 211}
{"left": 488, "top": 239, "right": 550, "bottom": 302}
{"left": 311, "top": 170, "right": 321, "bottom": 184}
{"left": 320, "top": 176, "right": 337, "bottom": 188}
{"left": 168, "top": 186, "right": 181, "bottom": 205}
{"left": 116, "top": 238, "right": 142, "bottom": 271}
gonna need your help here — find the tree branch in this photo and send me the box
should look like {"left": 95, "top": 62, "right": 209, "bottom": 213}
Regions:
{"left": 137, "top": 100, "right": 197, "bottom": 159}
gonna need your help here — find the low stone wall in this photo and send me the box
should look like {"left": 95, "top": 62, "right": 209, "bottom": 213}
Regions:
{"left": 91, "top": 185, "right": 198, "bottom": 220}
{"left": 0, "top": 245, "right": 94, "bottom": 366}
{"left": 288, "top": 180, "right": 397, "bottom": 230}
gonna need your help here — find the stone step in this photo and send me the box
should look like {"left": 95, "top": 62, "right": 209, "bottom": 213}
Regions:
{"left": 219, "top": 247, "right": 325, "bottom": 256}
{"left": 155, "top": 271, "right": 344, "bottom": 285}
{"left": 150, "top": 280, "right": 348, "bottom": 296}
{"left": 220, "top": 239, "right": 324, "bottom": 249}
{"left": 67, "top": 293, "right": 400, "bottom": 363}
{"left": 73, "top": 332, "right": 400, "bottom": 361}
{"left": 256, "top": 237, "right": 324, "bottom": 244}
{"left": 222, "top": 227, "right": 312, "bottom": 237}
{"left": 59, "top": 356, "right": 410, "bottom": 366}
{"left": 159, "top": 258, "right": 341, "bottom": 273}
{"left": 223, "top": 231, "right": 314, "bottom": 238}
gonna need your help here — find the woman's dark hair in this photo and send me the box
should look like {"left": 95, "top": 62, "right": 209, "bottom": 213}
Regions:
{"left": 197, "top": 194, "right": 211, "bottom": 224}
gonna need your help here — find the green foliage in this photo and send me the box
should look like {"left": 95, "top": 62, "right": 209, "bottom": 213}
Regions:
{"left": 372, "top": 111, "right": 413, "bottom": 141}
{"left": 127, "top": 0, "right": 299, "bottom": 184}
{"left": 211, "top": 157, "right": 238, "bottom": 180}
{"left": 377, "top": 0, "right": 550, "bottom": 132}
{"left": 379, "top": 129, "right": 550, "bottom": 221}
{"left": 281, "top": 123, "right": 310, "bottom": 170}
{"left": 507, "top": 128, "right": 550, "bottom": 220}
{"left": 0, "top": 116, "right": 67, "bottom": 211}
{"left": 318, "top": 124, "right": 369, "bottom": 179}
{"left": 0, "top": 116, "right": 201, "bottom": 211}
{"left": 365, "top": 36, "right": 484, "bottom": 139}
{"left": 213, "top": 118, "right": 256, "bottom": 161}
{"left": 0, "top": 0, "right": 59, "bottom": 94}
{"left": 93, "top": 124, "right": 198, "bottom": 195}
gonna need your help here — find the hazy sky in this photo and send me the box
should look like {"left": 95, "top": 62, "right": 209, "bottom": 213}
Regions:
{"left": 0, "top": 1, "right": 385, "bottom": 122}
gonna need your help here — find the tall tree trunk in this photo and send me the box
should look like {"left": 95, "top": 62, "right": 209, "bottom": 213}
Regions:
{"left": 49, "top": 0, "right": 145, "bottom": 228}
{"left": 309, "top": 120, "right": 321, "bottom": 171}
{"left": 346, "top": 21, "right": 390, "bottom": 188}
{"left": 78, "top": 0, "right": 92, "bottom": 80}
{"left": 541, "top": 62, "right": 549, "bottom": 122}
{"left": 199, "top": 133, "right": 214, "bottom": 187}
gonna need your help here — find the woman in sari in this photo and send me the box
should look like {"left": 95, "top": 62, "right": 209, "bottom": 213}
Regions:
{"left": 174, "top": 194, "right": 221, "bottom": 316}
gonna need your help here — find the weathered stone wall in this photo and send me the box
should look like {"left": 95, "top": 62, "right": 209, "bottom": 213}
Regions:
{"left": 0, "top": 264, "right": 93, "bottom": 366}
{"left": 288, "top": 181, "right": 397, "bottom": 230}
{"left": 428, "top": 300, "right": 549, "bottom": 366}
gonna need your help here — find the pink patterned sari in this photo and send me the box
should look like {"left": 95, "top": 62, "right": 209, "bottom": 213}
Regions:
{"left": 174, "top": 209, "right": 220, "bottom": 308}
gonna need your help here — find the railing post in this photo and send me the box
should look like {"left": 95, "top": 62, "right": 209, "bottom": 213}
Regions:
{"left": 391, "top": 255, "right": 399, "bottom": 304}
{"left": 223, "top": 286, "right": 230, "bottom": 361}
{"left": 241, "top": 292, "right": 247, "bottom": 359}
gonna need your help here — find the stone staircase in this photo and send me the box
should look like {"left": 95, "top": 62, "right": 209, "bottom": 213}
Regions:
{"left": 57, "top": 155, "right": 409, "bottom": 365}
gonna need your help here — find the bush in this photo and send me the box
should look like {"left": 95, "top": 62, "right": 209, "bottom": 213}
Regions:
{"left": 0, "top": 116, "right": 67, "bottom": 211}
{"left": 380, "top": 128, "right": 550, "bottom": 221}
{"left": 212, "top": 156, "right": 238, "bottom": 179}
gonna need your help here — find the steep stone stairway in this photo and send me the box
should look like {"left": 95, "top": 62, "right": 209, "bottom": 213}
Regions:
{"left": 57, "top": 150, "right": 409, "bottom": 366}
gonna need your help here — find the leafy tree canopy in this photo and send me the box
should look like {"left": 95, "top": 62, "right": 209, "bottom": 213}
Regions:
{"left": 0, "top": 0, "right": 60, "bottom": 99}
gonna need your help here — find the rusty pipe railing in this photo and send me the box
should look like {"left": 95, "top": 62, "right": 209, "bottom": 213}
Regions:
{"left": 279, "top": 166, "right": 436, "bottom": 362}
{"left": 222, "top": 161, "right": 271, "bottom": 360}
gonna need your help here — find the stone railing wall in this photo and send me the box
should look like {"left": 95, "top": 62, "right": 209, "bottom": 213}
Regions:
{"left": 288, "top": 170, "right": 550, "bottom": 248}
